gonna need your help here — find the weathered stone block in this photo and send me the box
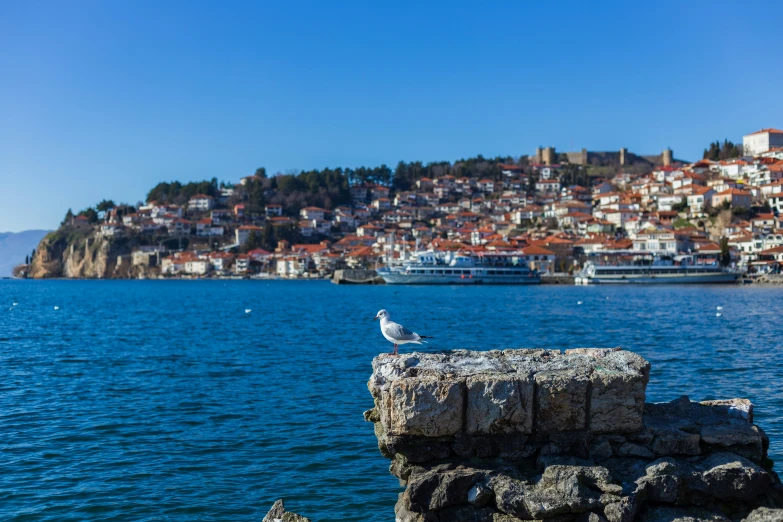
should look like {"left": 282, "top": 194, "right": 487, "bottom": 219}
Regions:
{"left": 535, "top": 370, "right": 589, "bottom": 434}
{"left": 701, "top": 423, "right": 761, "bottom": 447}
{"left": 650, "top": 428, "right": 701, "bottom": 456}
{"left": 466, "top": 375, "right": 533, "bottom": 435}
{"left": 700, "top": 398, "right": 753, "bottom": 423}
{"left": 590, "top": 351, "right": 649, "bottom": 434}
{"left": 688, "top": 452, "right": 773, "bottom": 502}
{"left": 743, "top": 507, "right": 783, "bottom": 522}
{"left": 387, "top": 378, "right": 465, "bottom": 437}
{"left": 590, "top": 373, "right": 646, "bottom": 434}
{"left": 617, "top": 442, "right": 655, "bottom": 459}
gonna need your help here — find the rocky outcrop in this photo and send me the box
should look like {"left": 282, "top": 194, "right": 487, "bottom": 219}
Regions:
{"left": 28, "top": 228, "right": 134, "bottom": 279}
{"left": 366, "top": 349, "right": 783, "bottom": 522}
{"left": 263, "top": 499, "right": 311, "bottom": 522}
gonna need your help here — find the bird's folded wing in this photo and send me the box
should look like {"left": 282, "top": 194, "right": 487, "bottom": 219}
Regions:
{"left": 383, "top": 322, "right": 419, "bottom": 340}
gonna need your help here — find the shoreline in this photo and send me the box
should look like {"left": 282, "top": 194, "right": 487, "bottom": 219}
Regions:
{"left": 5, "top": 276, "right": 783, "bottom": 286}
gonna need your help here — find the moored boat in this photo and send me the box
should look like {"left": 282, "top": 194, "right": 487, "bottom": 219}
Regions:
{"left": 377, "top": 250, "right": 540, "bottom": 285}
{"left": 575, "top": 251, "right": 741, "bottom": 285}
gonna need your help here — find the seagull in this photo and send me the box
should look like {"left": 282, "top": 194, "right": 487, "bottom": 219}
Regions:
{"left": 374, "top": 309, "right": 432, "bottom": 356}
{"left": 245, "top": 309, "right": 252, "bottom": 314}
{"left": 53, "top": 306, "right": 59, "bottom": 311}
{"left": 577, "top": 301, "right": 583, "bottom": 305}
{"left": 716, "top": 306, "right": 723, "bottom": 311}
{"left": 716, "top": 312, "right": 722, "bottom": 317}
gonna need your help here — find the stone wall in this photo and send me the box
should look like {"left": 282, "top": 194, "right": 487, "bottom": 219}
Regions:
{"left": 365, "top": 348, "right": 783, "bottom": 522}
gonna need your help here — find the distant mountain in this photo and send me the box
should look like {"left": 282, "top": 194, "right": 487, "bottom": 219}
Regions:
{"left": 0, "top": 230, "right": 50, "bottom": 277}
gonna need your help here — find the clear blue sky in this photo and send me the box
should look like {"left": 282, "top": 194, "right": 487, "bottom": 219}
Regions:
{"left": 2, "top": 1, "right": 782, "bottom": 232}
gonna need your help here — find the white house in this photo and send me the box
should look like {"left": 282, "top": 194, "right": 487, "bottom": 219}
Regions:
{"left": 99, "top": 223, "right": 124, "bottom": 237}
{"left": 687, "top": 186, "right": 714, "bottom": 213}
{"left": 184, "top": 258, "right": 209, "bottom": 275}
{"left": 300, "top": 207, "right": 326, "bottom": 220}
{"left": 265, "top": 204, "right": 283, "bottom": 217}
{"left": 655, "top": 194, "right": 683, "bottom": 212}
{"left": 188, "top": 194, "right": 215, "bottom": 211}
{"left": 234, "top": 254, "right": 249, "bottom": 274}
{"left": 276, "top": 256, "right": 304, "bottom": 277}
{"left": 535, "top": 180, "right": 561, "bottom": 193}
{"left": 743, "top": 128, "right": 783, "bottom": 156}
{"left": 477, "top": 179, "right": 495, "bottom": 193}
{"left": 298, "top": 220, "right": 314, "bottom": 237}
{"left": 632, "top": 229, "right": 677, "bottom": 254}
{"left": 235, "top": 225, "right": 263, "bottom": 245}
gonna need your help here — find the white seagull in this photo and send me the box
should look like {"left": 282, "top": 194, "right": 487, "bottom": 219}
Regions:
{"left": 374, "top": 309, "right": 432, "bottom": 356}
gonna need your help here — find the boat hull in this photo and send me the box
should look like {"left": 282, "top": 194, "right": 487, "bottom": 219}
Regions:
{"left": 577, "top": 273, "right": 739, "bottom": 284}
{"left": 379, "top": 273, "right": 541, "bottom": 285}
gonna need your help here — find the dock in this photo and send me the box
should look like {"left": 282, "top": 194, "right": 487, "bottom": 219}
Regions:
{"left": 331, "top": 269, "right": 385, "bottom": 284}
{"left": 541, "top": 274, "right": 575, "bottom": 285}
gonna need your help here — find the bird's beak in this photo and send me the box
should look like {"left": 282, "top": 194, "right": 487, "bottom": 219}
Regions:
{"left": 373, "top": 315, "right": 379, "bottom": 321}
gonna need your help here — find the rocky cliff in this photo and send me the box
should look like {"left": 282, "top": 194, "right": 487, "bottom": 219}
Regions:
{"left": 365, "top": 348, "right": 783, "bottom": 522}
{"left": 28, "top": 228, "right": 137, "bottom": 279}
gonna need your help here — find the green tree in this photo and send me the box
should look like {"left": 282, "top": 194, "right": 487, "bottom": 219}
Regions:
{"left": 96, "top": 199, "right": 116, "bottom": 212}
{"left": 62, "top": 208, "right": 74, "bottom": 226}
{"left": 703, "top": 139, "right": 742, "bottom": 161}
{"left": 261, "top": 223, "right": 274, "bottom": 251}
{"left": 719, "top": 237, "right": 731, "bottom": 267}
{"left": 255, "top": 167, "right": 267, "bottom": 178}
{"left": 78, "top": 207, "right": 99, "bottom": 223}
{"left": 245, "top": 231, "right": 261, "bottom": 251}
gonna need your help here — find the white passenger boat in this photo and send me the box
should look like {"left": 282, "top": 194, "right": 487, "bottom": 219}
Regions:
{"left": 377, "top": 250, "right": 540, "bottom": 285}
{"left": 574, "top": 251, "right": 740, "bottom": 285}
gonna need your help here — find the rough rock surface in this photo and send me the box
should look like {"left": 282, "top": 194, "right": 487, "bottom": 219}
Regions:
{"left": 365, "top": 349, "right": 783, "bottom": 522}
{"left": 262, "top": 499, "right": 311, "bottom": 522}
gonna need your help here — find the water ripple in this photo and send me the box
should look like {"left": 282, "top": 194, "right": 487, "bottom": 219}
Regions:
{"left": 0, "top": 280, "right": 781, "bottom": 521}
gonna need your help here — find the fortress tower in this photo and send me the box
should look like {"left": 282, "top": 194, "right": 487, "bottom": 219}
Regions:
{"left": 662, "top": 148, "right": 673, "bottom": 166}
{"left": 542, "top": 146, "right": 556, "bottom": 165}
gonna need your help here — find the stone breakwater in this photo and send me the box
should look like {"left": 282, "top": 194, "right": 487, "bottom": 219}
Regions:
{"left": 365, "top": 349, "right": 783, "bottom": 522}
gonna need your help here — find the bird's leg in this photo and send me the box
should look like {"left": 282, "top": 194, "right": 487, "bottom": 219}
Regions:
{"left": 391, "top": 344, "right": 398, "bottom": 356}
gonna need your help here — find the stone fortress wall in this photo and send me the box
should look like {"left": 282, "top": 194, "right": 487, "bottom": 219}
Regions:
{"left": 533, "top": 148, "right": 674, "bottom": 167}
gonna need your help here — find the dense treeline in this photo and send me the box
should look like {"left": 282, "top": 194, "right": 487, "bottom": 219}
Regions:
{"left": 703, "top": 140, "right": 743, "bottom": 161}
{"left": 241, "top": 223, "right": 301, "bottom": 253}
{"left": 557, "top": 164, "right": 592, "bottom": 188}
{"left": 392, "top": 155, "right": 517, "bottom": 191}
{"left": 91, "top": 154, "right": 540, "bottom": 223}
{"left": 146, "top": 178, "right": 220, "bottom": 204}
{"left": 243, "top": 168, "right": 352, "bottom": 217}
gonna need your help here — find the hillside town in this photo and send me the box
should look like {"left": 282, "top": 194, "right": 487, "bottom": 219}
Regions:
{"left": 23, "top": 128, "right": 783, "bottom": 280}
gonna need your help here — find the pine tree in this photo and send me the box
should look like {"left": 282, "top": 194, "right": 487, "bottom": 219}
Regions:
{"left": 62, "top": 208, "right": 74, "bottom": 226}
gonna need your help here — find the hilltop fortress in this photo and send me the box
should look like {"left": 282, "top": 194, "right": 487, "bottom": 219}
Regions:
{"left": 533, "top": 146, "right": 675, "bottom": 168}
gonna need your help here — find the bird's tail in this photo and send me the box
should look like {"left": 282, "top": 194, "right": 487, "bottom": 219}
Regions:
{"left": 419, "top": 335, "right": 433, "bottom": 339}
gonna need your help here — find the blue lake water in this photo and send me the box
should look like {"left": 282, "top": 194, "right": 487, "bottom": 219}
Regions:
{"left": 0, "top": 280, "right": 781, "bottom": 521}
